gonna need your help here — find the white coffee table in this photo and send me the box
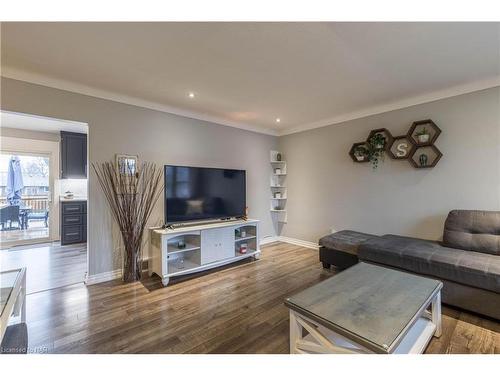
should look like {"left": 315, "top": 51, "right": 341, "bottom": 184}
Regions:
{"left": 285, "top": 262, "right": 442, "bottom": 354}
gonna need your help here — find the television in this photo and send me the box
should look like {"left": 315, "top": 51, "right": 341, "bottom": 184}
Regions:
{"left": 164, "top": 165, "right": 246, "bottom": 224}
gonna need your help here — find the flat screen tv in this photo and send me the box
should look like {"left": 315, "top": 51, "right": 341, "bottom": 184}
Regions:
{"left": 164, "top": 165, "right": 246, "bottom": 224}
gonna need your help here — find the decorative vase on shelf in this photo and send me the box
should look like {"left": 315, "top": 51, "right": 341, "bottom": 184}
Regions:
{"left": 276, "top": 153, "right": 282, "bottom": 161}
{"left": 419, "top": 154, "right": 428, "bottom": 167}
{"left": 176, "top": 256, "right": 185, "bottom": 269}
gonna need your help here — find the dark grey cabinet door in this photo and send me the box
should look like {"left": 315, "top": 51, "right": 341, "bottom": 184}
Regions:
{"left": 61, "top": 131, "right": 87, "bottom": 179}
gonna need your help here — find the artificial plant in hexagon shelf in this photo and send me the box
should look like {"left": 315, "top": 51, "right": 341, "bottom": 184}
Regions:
{"left": 366, "top": 132, "right": 389, "bottom": 169}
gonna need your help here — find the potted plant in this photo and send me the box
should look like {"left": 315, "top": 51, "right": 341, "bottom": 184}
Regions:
{"left": 415, "top": 127, "right": 430, "bottom": 143}
{"left": 370, "top": 133, "right": 386, "bottom": 150}
{"left": 367, "top": 134, "right": 386, "bottom": 169}
{"left": 353, "top": 145, "right": 367, "bottom": 161}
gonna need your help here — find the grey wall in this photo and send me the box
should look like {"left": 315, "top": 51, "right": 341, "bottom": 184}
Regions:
{"left": 278, "top": 87, "right": 500, "bottom": 242}
{"left": 0, "top": 127, "right": 61, "bottom": 142}
{"left": 1, "top": 77, "right": 278, "bottom": 275}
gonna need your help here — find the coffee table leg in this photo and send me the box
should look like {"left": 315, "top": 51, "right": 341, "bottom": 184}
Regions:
{"left": 431, "top": 292, "right": 442, "bottom": 337}
{"left": 289, "top": 310, "right": 300, "bottom": 354}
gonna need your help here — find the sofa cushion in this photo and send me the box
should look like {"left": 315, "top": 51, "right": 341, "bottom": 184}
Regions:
{"left": 358, "top": 234, "right": 500, "bottom": 293}
{"left": 443, "top": 210, "right": 500, "bottom": 255}
{"left": 318, "top": 230, "right": 379, "bottom": 255}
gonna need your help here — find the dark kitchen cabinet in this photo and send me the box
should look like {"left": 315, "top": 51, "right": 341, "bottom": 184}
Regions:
{"left": 61, "top": 131, "right": 87, "bottom": 179}
{"left": 61, "top": 201, "right": 87, "bottom": 245}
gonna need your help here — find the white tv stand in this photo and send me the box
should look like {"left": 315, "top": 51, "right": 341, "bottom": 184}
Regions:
{"left": 149, "top": 219, "right": 260, "bottom": 286}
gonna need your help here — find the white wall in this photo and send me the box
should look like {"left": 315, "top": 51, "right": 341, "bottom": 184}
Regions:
{"left": 1, "top": 77, "right": 278, "bottom": 276}
{"left": 278, "top": 87, "right": 500, "bottom": 242}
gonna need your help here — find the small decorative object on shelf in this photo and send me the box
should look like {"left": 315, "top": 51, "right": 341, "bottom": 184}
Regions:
{"left": 409, "top": 145, "right": 443, "bottom": 169}
{"left": 367, "top": 128, "right": 393, "bottom": 152}
{"left": 240, "top": 229, "right": 247, "bottom": 238}
{"left": 407, "top": 119, "right": 441, "bottom": 146}
{"left": 367, "top": 134, "right": 388, "bottom": 169}
{"left": 371, "top": 133, "right": 386, "bottom": 150}
{"left": 416, "top": 128, "right": 430, "bottom": 144}
{"left": 64, "top": 190, "right": 74, "bottom": 199}
{"left": 349, "top": 142, "right": 369, "bottom": 163}
{"left": 239, "top": 243, "right": 248, "bottom": 254}
{"left": 274, "top": 168, "right": 282, "bottom": 174}
{"left": 388, "top": 136, "right": 415, "bottom": 160}
{"left": 177, "top": 239, "right": 186, "bottom": 249}
{"left": 276, "top": 153, "right": 282, "bottom": 161}
{"left": 419, "top": 154, "right": 428, "bottom": 167}
{"left": 274, "top": 192, "right": 282, "bottom": 199}
{"left": 354, "top": 147, "right": 367, "bottom": 161}
{"left": 176, "top": 256, "right": 185, "bottom": 269}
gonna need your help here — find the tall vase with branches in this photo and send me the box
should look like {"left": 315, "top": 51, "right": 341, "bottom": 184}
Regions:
{"left": 92, "top": 161, "right": 164, "bottom": 282}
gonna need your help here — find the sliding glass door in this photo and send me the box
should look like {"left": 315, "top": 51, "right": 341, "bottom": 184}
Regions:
{"left": 0, "top": 152, "right": 53, "bottom": 247}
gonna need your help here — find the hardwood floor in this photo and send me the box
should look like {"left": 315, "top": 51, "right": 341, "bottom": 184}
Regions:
{"left": 23, "top": 242, "right": 498, "bottom": 354}
{"left": 0, "top": 241, "right": 87, "bottom": 294}
{"left": 0, "top": 221, "right": 49, "bottom": 244}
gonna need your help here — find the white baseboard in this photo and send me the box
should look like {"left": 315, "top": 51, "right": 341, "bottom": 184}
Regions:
{"left": 276, "top": 236, "right": 319, "bottom": 250}
{"left": 85, "top": 269, "right": 123, "bottom": 285}
{"left": 260, "top": 236, "right": 279, "bottom": 245}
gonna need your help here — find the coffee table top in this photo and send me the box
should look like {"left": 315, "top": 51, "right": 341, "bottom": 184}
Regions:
{"left": 285, "top": 262, "right": 442, "bottom": 353}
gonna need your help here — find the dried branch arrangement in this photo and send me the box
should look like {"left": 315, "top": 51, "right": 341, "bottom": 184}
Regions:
{"left": 92, "top": 161, "right": 164, "bottom": 282}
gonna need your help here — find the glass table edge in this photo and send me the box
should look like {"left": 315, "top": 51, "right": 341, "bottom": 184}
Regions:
{"left": 0, "top": 268, "right": 25, "bottom": 318}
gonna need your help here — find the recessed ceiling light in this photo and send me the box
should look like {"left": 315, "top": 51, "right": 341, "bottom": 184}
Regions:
{"left": 188, "top": 92, "right": 195, "bottom": 98}
{"left": 276, "top": 118, "right": 281, "bottom": 123}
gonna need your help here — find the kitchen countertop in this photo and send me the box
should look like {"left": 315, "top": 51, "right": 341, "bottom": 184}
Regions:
{"left": 60, "top": 196, "right": 87, "bottom": 202}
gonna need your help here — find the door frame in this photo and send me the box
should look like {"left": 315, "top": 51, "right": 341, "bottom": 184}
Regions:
{"left": 0, "top": 139, "right": 60, "bottom": 248}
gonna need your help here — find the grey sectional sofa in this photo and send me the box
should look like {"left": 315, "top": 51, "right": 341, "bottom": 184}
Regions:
{"left": 318, "top": 210, "right": 500, "bottom": 320}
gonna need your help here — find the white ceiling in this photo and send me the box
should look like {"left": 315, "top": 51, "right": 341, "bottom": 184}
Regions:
{"left": 1, "top": 111, "right": 88, "bottom": 134}
{"left": 1, "top": 22, "right": 499, "bottom": 135}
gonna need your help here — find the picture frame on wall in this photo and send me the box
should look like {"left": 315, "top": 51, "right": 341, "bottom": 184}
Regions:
{"left": 116, "top": 154, "right": 138, "bottom": 176}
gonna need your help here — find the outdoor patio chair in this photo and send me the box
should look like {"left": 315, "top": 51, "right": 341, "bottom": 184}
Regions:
{"left": 27, "top": 209, "right": 49, "bottom": 228}
{"left": 0, "top": 205, "right": 21, "bottom": 230}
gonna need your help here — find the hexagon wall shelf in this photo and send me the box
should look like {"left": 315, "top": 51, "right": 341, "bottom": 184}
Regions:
{"left": 349, "top": 119, "right": 443, "bottom": 169}
{"left": 349, "top": 142, "right": 370, "bottom": 163}
{"left": 409, "top": 145, "right": 443, "bottom": 168}
{"left": 388, "top": 135, "right": 415, "bottom": 160}
{"left": 407, "top": 119, "right": 442, "bottom": 147}
{"left": 366, "top": 128, "right": 393, "bottom": 151}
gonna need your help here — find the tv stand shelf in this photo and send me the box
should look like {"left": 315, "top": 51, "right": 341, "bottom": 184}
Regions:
{"left": 150, "top": 219, "right": 260, "bottom": 286}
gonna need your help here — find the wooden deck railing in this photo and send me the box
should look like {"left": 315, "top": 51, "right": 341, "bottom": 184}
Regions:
{"left": 0, "top": 196, "right": 49, "bottom": 211}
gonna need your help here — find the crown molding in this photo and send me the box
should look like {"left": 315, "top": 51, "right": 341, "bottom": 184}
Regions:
{"left": 3, "top": 67, "right": 498, "bottom": 138}
{"left": 1, "top": 67, "right": 279, "bottom": 137}
{"left": 278, "top": 76, "right": 500, "bottom": 136}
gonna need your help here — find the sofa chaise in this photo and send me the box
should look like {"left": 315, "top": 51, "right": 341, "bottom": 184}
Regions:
{"left": 318, "top": 210, "right": 500, "bottom": 320}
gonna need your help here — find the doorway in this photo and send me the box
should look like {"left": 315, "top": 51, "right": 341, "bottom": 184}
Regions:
{"left": 0, "top": 152, "right": 53, "bottom": 246}
{"left": 0, "top": 110, "right": 89, "bottom": 294}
